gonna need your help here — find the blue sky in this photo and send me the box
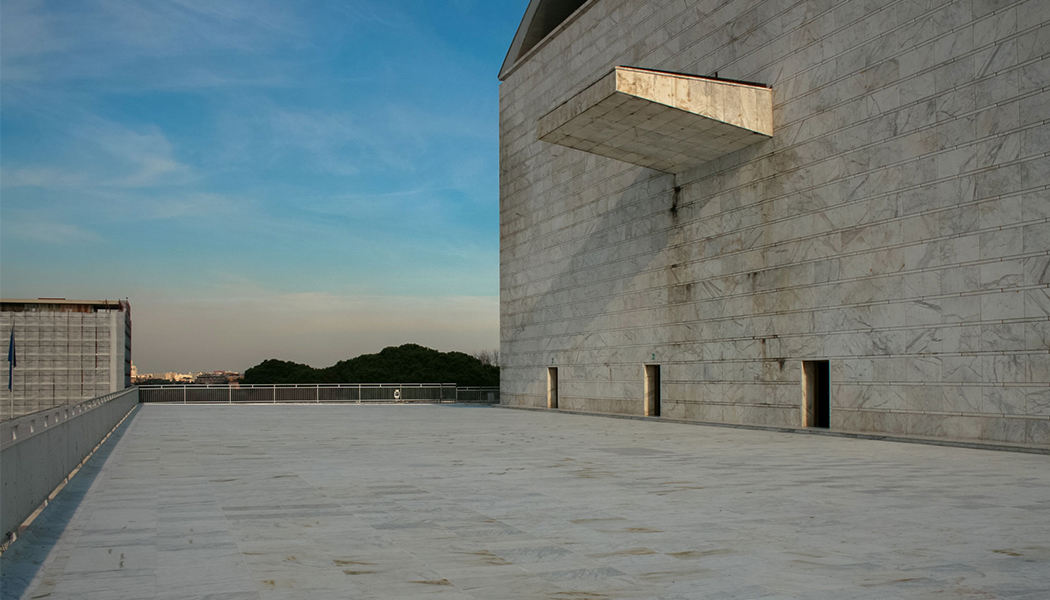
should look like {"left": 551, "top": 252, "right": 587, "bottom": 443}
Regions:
{"left": 1, "top": 0, "right": 528, "bottom": 373}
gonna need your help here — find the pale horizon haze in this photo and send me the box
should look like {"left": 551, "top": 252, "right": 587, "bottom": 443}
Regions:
{"left": 0, "top": 1, "right": 529, "bottom": 373}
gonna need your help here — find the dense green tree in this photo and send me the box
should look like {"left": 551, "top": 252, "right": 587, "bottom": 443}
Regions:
{"left": 241, "top": 359, "right": 324, "bottom": 384}
{"left": 241, "top": 344, "right": 499, "bottom": 386}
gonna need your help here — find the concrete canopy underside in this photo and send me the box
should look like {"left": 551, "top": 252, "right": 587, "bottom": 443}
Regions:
{"left": 537, "top": 67, "right": 772, "bottom": 173}
{"left": 3, "top": 404, "right": 1049, "bottom": 599}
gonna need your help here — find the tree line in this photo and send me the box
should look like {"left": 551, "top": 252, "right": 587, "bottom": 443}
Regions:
{"left": 240, "top": 344, "right": 499, "bottom": 386}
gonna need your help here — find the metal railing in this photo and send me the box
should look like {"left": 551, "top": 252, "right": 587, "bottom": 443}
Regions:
{"left": 2, "top": 387, "right": 140, "bottom": 545}
{"left": 455, "top": 386, "right": 502, "bottom": 404}
{"left": 138, "top": 384, "right": 499, "bottom": 404}
{"left": 2, "top": 391, "right": 124, "bottom": 423}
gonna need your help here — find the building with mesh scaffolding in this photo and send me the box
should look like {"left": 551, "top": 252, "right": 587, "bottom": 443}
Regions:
{"left": 1, "top": 299, "right": 131, "bottom": 420}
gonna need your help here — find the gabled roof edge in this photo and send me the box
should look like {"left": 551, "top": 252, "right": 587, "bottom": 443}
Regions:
{"left": 498, "top": 0, "right": 542, "bottom": 82}
{"left": 498, "top": 0, "right": 600, "bottom": 82}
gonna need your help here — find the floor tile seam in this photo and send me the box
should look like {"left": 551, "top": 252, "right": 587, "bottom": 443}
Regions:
{"left": 458, "top": 504, "right": 668, "bottom": 567}
{"left": 354, "top": 477, "right": 617, "bottom": 590}
{"left": 200, "top": 421, "right": 369, "bottom": 592}
{"left": 110, "top": 415, "right": 163, "bottom": 578}
{"left": 495, "top": 404, "right": 1050, "bottom": 456}
{"left": 348, "top": 540, "right": 455, "bottom": 586}
{"left": 366, "top": 489, "right": 511, "bottom": 581}
{"left": 171, "top": 415, "right": 258, "bottom": 593}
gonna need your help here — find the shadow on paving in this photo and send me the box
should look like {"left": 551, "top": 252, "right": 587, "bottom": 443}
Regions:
{"left": 0, "top": 405, "right": 141, "bottom": 600}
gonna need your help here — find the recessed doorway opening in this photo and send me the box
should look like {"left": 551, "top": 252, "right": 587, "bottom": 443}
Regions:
{"left": 644, "top": 364, "right": 661, "bottom": 417}
{"left": 802, "top": 360, "right": 830, "bottom": 428}
{"left": 547, "top": 367, "right": 559, "bottom": 409}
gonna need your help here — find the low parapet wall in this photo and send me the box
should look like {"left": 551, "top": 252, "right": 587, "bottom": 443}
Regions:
{"left": 1, "top": 388, "right": 139, "bottom": 544}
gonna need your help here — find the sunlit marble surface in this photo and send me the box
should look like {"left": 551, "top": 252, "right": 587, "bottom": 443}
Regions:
{"left": 2, "top": 404, "right": 1048, "bottom": 599}
{"left": 536, "top": 66, "right": 773, "bottom": 174}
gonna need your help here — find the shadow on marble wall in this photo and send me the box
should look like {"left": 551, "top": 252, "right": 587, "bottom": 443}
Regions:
{"left": 509, "top": 163, "right": 676, "bottom": 408}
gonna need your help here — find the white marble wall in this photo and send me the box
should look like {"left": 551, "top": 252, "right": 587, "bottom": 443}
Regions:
{"left": 499, "top": 0, "right": 1050, "bottom": 447}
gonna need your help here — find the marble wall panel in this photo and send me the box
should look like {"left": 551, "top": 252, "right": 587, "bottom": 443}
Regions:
{"left": 500, "top": 0, "right": 1050, "bottom": 447}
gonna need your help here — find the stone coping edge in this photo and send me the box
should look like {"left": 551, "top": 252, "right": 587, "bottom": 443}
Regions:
{"left": 496, "top": 405, "right": 1050, "bottom": 456}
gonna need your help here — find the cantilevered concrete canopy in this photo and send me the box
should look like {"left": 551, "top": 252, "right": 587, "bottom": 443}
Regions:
{"left": 538, "top": 66, "right": 773, "bottom": 173}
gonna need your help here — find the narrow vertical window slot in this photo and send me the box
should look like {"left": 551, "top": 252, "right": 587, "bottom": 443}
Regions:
{"left": 645, "top": 364, "right": 661, "bottom": 417}
{"left": 802, "top": 360, "right": 830, "bottom": 428}
{"left": 547, "top": 367, "right": 559, "bottom": 409}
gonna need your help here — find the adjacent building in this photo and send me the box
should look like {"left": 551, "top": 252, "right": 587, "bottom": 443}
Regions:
{"left": 1, "top": 299, "right": 132, "bottom": 419}
{"left": 498, "top": 0, "right": 1050, "bottom": 446}
{"left": 194, "top": 371, "right": 241, "bottom": 385}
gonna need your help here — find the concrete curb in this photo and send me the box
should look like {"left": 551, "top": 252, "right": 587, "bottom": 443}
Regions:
{"left": 496, "top": 404, "right": 1050, "bottom": 456}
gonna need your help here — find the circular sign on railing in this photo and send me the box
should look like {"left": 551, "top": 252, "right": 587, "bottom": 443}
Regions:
{"left": 393, "top": 389, "right": 401, "bottom": 401}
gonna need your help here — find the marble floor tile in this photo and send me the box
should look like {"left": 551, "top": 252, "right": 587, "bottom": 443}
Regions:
{"left": 1, "top": 404, "right": 1048, "bottom": 599}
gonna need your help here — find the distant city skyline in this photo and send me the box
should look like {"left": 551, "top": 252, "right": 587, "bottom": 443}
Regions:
{"left": 0, "top": 1, "right": 526, "bottom": 372}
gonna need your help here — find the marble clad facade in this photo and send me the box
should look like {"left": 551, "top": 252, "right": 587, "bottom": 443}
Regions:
{"left": 498, "top": 0, "right": 1050, "bottom": 447}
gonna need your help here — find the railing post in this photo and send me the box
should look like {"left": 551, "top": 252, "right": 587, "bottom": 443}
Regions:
{"left": 357, "top": 383, "right": 361, "bottom": 404}
{"left": 273, "top": 385, "right": 276, "bottom": 404}
{"left": 183, "top": 386, "right": 187, "bottom": 404}
{"left": 229, "top": 386, "right": 232, "bottom": 404}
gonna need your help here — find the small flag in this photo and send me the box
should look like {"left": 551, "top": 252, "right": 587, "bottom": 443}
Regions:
{"left": 7, "top": 330, "right": 15, "bottom": 391}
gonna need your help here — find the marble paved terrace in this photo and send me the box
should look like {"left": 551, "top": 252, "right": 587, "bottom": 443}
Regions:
{"left": 2, "top": 405, "right": 1049, "bottom": 600}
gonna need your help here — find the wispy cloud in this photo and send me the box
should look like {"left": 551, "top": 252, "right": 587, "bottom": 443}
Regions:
{"left": 214, "top": 102, "right": 431, "bottom": 176}
{"left": 79, "top": 191, "right": 251, "bottom": 223}
{"left": 0, "top": 166, "right": 90, "bottom": 188}
{"left": 2, "top": 0, "right": 301, "bottom": 66}
{"left": 0, "top": 0, "right": 520, "bottom": 371}
{"left": 1, "top": 0, "right": 308, "bottom": 95}
{"left": 266, "top": 107, "right": 365, "bottom": 176}
{"left": 0, "top": 0, "right": 76, "bottom": 63}
{"left": 327, "top": 3, "right": 400, "bottom": 29}
{"left": 84, "top": 119, "right": 195, "bottom": 188}
{"left": 140, "top": 192, "right": 248, "bottom": 220}
{"left": 2, "top": 117, "right": 194, "bottom": 191}
{"left": 2, "top": 214, "right": 104, "bottom": 245}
